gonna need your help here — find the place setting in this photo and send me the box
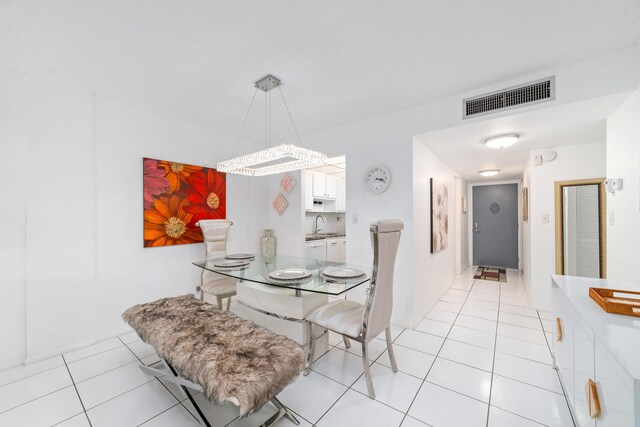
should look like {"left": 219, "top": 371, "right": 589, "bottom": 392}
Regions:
{"left": 266, "top": 268, "right": 313, "bottom": 285}
{"left": 320, "top": 266, "right": 366, "bottom": 282}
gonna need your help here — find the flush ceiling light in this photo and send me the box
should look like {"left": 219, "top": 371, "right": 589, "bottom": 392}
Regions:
{"left": 217, "top": 75, "right": 327, "bottom": 176}
{"left": 484, "top": 133, "right": 520, "bottom": 149}
{"left": 478, "top": 169, "right": 500, "bottom": 177}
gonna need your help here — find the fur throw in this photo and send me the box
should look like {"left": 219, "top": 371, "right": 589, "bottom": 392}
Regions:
{"left": 122, "top": 295, "right": 304, "bottom": 416}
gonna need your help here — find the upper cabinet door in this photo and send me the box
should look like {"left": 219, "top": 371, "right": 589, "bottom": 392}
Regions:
{"left": 337, "top": 178, "right": 346, "bottom": 212}
{"left": 325, "top": 175, "right": 338, "bottom": 199}
{"left": 312, "top": 172, "right": 326, "bottom": 198}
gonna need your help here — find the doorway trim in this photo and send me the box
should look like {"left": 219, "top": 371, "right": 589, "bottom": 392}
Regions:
{"left": 469, "top": 179, "right": 522, "bottom": 270}
{"left": 554, "top": 178, "right": 606, "bottom": 278}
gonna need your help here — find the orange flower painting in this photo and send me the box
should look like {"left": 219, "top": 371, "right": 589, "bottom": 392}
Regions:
{"left": 143, "top": 158, "right": 226, "bottom": 247}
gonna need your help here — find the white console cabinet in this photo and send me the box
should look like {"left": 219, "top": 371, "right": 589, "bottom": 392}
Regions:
{"left": 551, "top": 276, "right": 640, "bottom": 426}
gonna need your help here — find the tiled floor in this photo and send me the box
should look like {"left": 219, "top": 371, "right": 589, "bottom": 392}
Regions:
{"left": 0, "top": 267, "right": 575, "bottom": 427}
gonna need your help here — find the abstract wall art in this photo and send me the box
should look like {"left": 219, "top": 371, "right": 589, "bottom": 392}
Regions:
{"left": 143, "top": 158, "right": 226, "bottom": 247}
{"left": 430, "top": 178, "right": 449, "bottom": 254}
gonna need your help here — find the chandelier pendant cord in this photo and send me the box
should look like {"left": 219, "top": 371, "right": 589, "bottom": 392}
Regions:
{"left": 230, "top": 87, "right": 259, "bottom": 159}
{"left": 278, "top": 86, "right": 305, "bottom": 148}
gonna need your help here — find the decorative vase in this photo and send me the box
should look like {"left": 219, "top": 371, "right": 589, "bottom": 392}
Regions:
{"left": 261, "top": 229, "right": 277, "bottom": 258}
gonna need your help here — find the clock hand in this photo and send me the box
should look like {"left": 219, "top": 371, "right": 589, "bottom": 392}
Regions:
{"left": 375, "top": 177, "right": 385, "bottom": 182}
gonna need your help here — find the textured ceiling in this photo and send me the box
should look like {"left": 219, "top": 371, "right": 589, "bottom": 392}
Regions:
{"left": 1, "top": 0, "right": 639, "bottom": 143}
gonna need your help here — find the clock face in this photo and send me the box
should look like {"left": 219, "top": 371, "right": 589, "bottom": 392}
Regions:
{"left": 364, "top": 165, "right": 391, "bottom": 194}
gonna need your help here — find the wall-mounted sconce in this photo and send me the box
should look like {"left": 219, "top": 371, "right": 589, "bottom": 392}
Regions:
{"left": 605, "top": 178, "right": 623, "bottom": 194}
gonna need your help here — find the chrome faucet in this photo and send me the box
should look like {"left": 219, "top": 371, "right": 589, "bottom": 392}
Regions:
{"left": 313, "top": 215, "right": 325, "bottom": 236}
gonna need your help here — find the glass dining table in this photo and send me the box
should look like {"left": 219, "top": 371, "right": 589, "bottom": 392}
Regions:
{"left": 192, "top": 255, "right": 371, "bottom": 297}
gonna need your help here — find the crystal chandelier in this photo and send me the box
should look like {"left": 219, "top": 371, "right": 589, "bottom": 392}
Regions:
{"left": 217, "top": 75, "right": 327, "bottom": 176}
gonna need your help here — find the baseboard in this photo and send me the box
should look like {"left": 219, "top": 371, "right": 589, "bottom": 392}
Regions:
{"left": 22, "top": 327, "right": 133, "bottom": 366}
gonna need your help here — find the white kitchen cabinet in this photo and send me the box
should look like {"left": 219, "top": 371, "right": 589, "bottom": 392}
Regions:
{"left": 326, "top": 238, "right": 340, "bottom": 262}
{"left": 325, "top": 175, "right": 338, "bottom": 199}
{"left": 551, "top": 276, "right": 640, "bottom": 427}
{"left": 337, "top": 178, "right": 346, "bottom": 212}
{"left": 305, "top": 240, "right": 326, "bottom": 261}
{"left": 312, "top": 172, "right": 338, "bottom": 199}
{"left": 339, "top": 238, "right": 347, "bottom": 263}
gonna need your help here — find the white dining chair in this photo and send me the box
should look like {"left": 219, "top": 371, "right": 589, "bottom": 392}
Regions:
{"left": 304, "top": 219, "right": 403, "bottom": 399}
{"left": 197, "top": 219, "right": 237, "bottom": 310}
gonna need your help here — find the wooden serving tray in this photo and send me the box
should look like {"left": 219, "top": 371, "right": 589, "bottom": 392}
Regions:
{"left": 589, "top": 287, "right": 640, "bottom": 318}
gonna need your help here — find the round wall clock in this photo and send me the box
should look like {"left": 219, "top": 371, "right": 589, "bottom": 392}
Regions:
{"left": 364, "top": 164, "right": 391, "bottom": 194}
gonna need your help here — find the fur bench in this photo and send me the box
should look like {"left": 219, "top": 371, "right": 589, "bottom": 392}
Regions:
{"left": 122, "top": 295, "right": 303, "bottom": 426}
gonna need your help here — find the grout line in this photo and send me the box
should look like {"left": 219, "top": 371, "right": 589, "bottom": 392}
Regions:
{"left": 488, "top": 405, "right": 548, "bottom": 426}
{"left": 484, "top": 276, "right": 502, "bottom": 427}
{"left": 64, "top": 340, "right": 126, "bottom": 365}
{"left": 0, "top": 359, "right": 66, "bottom": 388}
{"left": 136, "top": 402, "right": 182, "bottom": 426}
{"left": 61, "top": 354, "right": 93, "bottom": 427}
{"left": 0, "top": 384, "right": 77, "bottom": 416}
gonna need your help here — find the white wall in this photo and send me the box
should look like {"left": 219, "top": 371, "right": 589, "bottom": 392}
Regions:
{"left": 0, "top": 70, "right": 269, "bottom": 367}
{"left": 412, "top": 141, "right": 457, "bottom": 325}
{"left": 454, "top": 177, "right": 470, "bottom": 274}
{"left": 523, "top": 142, "right": 606, "bottom": 309}
{"left": 606, "top": 86, "right": 640, "bottom": 284}
{"left": 267, "top": 170, "right": 305, "bottom": 257}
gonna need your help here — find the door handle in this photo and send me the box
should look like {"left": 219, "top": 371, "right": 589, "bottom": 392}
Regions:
{"left": 473, "top": 222, "right": 479, "bottom": 233}
{"left": 585, "top": 379, "right": 601, "bottom": 418}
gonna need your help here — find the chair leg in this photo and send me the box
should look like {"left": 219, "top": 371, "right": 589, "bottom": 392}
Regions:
{"left": 304, "top": 322, "right": 315, "bottom": 376}
{"left": 361, "top": 341, "right": 375, "bottom": 399}
{"left": 385, "top": 327, "right": 398, "bottom": 373}
{"left": 216, "top": 296, "right": 223, "bottom": 310}
{"left": 226, "top": 296, "right": 231, "bottom": 311}
{"left": 342, "top": 335, "right": 351, "bottom": 348}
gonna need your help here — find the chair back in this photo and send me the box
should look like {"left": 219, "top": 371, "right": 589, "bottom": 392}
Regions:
{"left": 362, "top": 219, "right": 403, "bottom": 340}
{"left": 198, "top": 219, "right": 233, "bottom": 285}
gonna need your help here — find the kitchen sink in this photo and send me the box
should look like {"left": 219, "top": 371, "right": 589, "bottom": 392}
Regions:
{"left": 305, "top": 233, "right": 345, "bottom": 241}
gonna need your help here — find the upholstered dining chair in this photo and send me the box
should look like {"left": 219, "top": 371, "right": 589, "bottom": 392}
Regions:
{"left": 197, "top": 219, "right": 237, "bottom": 310}
{"left": 304, "top": 219, "right": 403, "bottom": 399}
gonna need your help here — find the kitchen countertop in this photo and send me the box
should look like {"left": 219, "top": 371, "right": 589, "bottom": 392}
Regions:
{"left": 305, "top": 233, "right": 346, "bottom": 242}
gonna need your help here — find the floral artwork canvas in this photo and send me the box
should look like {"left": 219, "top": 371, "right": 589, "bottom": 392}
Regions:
{"left": 143, "top": 158, "right": 226, "bottom": 247}
{"left": 272, "top": 193, "right": 289, "bottom": 216}
{"left": 279, "top": 173, "right": 296, "bottom": 195}
{"left": 430, "top": 178, "right": 449, "bottom": 254}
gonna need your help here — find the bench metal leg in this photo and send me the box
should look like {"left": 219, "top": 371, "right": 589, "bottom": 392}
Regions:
{"left": 260, "top": 396, "right": 300, "bottom": 426}
{"left": 303, "top": 321, "right": 315, "bottom": 375}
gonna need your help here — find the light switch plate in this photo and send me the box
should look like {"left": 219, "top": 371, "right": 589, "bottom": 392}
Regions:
{"left": 352, "top": 213, "right": 359, "bottom": 224}
{"left": 534, "top": 155, "right": 543, "bottom": 166}
{"left": 542, "top": 213, "right": 550, "bottom": 223}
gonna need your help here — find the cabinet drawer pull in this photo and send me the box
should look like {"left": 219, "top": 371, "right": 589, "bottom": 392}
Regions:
{"left": 585, "top": 379, "right": 601, "bottom": 418}
{"left": 555, "top": 317, "right": 563, "bottom": 342}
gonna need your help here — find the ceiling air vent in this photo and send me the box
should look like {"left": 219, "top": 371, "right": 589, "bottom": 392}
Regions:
{"left": 463, "top": 76, "right": 555, "bottom": 119}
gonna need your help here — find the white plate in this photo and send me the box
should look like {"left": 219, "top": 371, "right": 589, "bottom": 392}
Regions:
{"left": 213, "top": 260, "right": 251, "bottom": 268}
{"left": 322, "top": 267, "right": 365, "bottom": 279}
{"left": 225, "top": 253, "right": 255, "bottom": 260}
{"left": 268, "top": 269, "right": 312, "bottom": 281}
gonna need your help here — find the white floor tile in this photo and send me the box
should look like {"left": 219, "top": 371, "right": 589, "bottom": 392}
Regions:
{"left": 394, "top": 330, "right": 444, "bottom": 356}
{"left": 463, "top": 298, "right": 500, "bottom": 311}
{"left": 497, "top": 322, "right": 547, "bottom": 345}
{"left": 447, "top": 325, "right": 496, "bottom": 350}
{"left": 0, "top": 386, "right": 83, "bottom": 427}
{"left": 140, "top": 404, "right": 199, "bottom": 426}
{"left": 537, "top": 310, "right": 553, "bottom": 320}
{"left": 424, "top": 309, "right": 457, "bottom": 324}
{"left": 55, "top": 413, "right": 92, "bottom": 427}
{"left": 228, "top": 403, "right": 311, "bottom": 427}
{"left": 87, "top": 380, "right": 178, "bottom": 427}
{"left": 141, "top": 353, "right": 162, "bottom": 366}
{"left": 182, "top": 392, "right": 241, "bottom": 426}
{"left": 337, "top": 337, "right": 388, "bottom": 362}
{"left": 451, "top": 278, "right": 474, "bottom": 291}
{"left": 76, "top": 362, "right": 155, "bottom": 409}
{"left": 352, "top": 363, "right": 422, "bottom": 412}
{"left": 500, "top": 297, "right": 530, "bottom": 307}
{"left": 376, "top": 324, "right": 405, "bottom": 341}
{"left": 493, "top": 352, "right": 563, "bottom": 394}
{"left": 454, "top": 314, "right": 497, "bottom": 334}
{"left": 67, "top": 346, "right": 137, "bottom": 383}
{"left": 63, "top": 338, "right": 123, "bottom": 363}
{"left": 118, "top": 332, "right": 141, "bottom": 344}
{"left": 377, "top": 344, "right": 435, "bottom": 379}
{"left": 0, "top": 365, "right": 73, "bottom": 413}
{"left": 541, "top": 319, "right": 552, "bottom": 332}
{"left": 499, "top": 312, "right": 542, "bottom": 330}
{"left": 0, "top": 356, "right": 64, "bottom": 387}
{"left": 460, "top": 305, "right": 499, "bottom": 321}
{"left": 317, "top": 389, "right": 404, "bottom": 427}
{"left": 438, "top": 339, "right": 494, "bottom": 372}
{"left": 415, "top": 317, "right": 452, "bottom": 338}
{"left": 433, "top": 300, "right": 463, "bottom": 314}
{"left": 495, "top": 336, "right": 553, "bottom": 365}
{"left": 499, "top": 303, "right": 539, "bottom": 318}
{"left": 426, "top": 357, "right": 492, "bottom": 402}
{"left": 490, "top": 375, "right": 573, "bottom": 427}
{"left": 400, "top": 415, "right": 430, "bottom": 426}
{"left": 488, "top": 406, "right": 544, "bottom": 426}
{"left": 311, "top": 348, "right": 367, "bottom": 386}
{"left": 276, "top": 370, "right": 347, "bottom": 423}
{"left": 408, "top": 382, "right": 488, "bottom": 427}
{"left": 328, "top": 331, "right": 344, "bottom": 346}
{"left": 441, "top": 289, "right": 469, "bottom": 304}
{"left": 126, "top": 340, "right": 157, "bottom": 359}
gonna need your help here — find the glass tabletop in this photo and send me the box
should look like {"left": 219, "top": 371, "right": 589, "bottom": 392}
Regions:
{"left": 192, "top": 255, "right": 370, "bottom": 295}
